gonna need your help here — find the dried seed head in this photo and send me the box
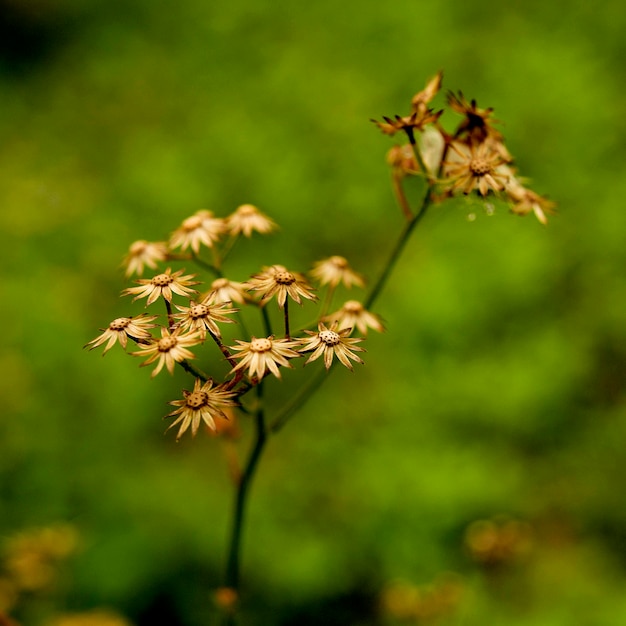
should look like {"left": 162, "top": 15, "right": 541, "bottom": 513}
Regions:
{"left": 319, "top": 329, "right": 341, "bottom": 346}
{"left": 250, "top": 337, "right": 273, "bottom": 352}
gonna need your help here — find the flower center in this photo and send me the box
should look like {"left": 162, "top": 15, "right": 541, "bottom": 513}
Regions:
{"left": 250, "top": 338, "right": 273, "bottom": 352}
{"left": 319, "top": 330, "right": 341, "bottom": 346}
{"left": 129, "top": 240, "right": 148, "bottom": 255}
{"left": 330, "top": 256, "right": 348, "bottom": 268}
{"left": 274, "top": 271, "right": 295, "bottom": 285}
{"left": 186, "top": 391, "right": 209, "bottom": 409}
{"left": 343, "top": 300, "right": 363, "bottom": 314}
{"left": 109, "top": 317, "right": 131, "bottom": 331}
{"left": 152, "top": 273, "right": 174, "bottom": 287}
{"left": 212, "top": 278, "right": 229, "bottom": 289}
{"left": 190, "top": 304, "right": 210, "bottom": 319}
{"left": 182, "top": 215, "right": 203, "bottom": 230}
{"left": 158, "top": 337, "right": 177, "bottom": 352}
{"left": 469, "top": 157, "right": 491, "bottom": 177}
{"left": 237, "top": 204, "right": 257, "bottom": 216}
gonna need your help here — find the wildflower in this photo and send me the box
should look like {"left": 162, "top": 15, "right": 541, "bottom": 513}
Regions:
{"left": 203, "top": 277, "right": 248, "bottom": 305}
{"left": 448, "top": 91, "right": 502, "bottom": 143}
{"left": 387, "top": 144, "right": 420, "bottom": 177}
{"left": 246, "top": 265, "right": 317, "bottom": 308}
{"left": 371, "top": 109, "right": 443, "bottom": 141}
{"left": 226, "top": 204, "right": 277, "bottom": 237}
{"left": 173, "top": 300, "right": 237, "bottom": 339}
{"left": 299, "top": 322, "right": 365, "bottom": 370}
{"left": 133, "top": 327, "right": 201, "bottom": 377}
{"left": 122, "top": 268, "right": 199, "bottom": 306}
{"left": 507, "top": 185, "right": 555, "bottom": 225}
{"left": 229, "top": 336, "right": 301, "bottom": 380}
{"left": 84, "top": 314, "right": 158, "bottom": 354}
{"left": 442, "top": 141, "right": 509, "bottom": 197}
{"left": 166, "top": 378, "right": 237, "bottom": 440}
{"left": 310, "top": 256, "right": 365, "bottom": 289}
{"left": 325, "top": 300, "right": 384, "bottom": 334}
{"left": 410, "top": 70, "right": 443, "bottom": 115}
{"left": 123, "top": 240, "right": 168, "bottom": 277}
{"left": 169, "top": 210, "right": 226, "bottom": 254}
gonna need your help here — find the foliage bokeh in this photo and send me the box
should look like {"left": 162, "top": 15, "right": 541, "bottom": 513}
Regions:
{"left": 2, "top": 0, "right": 626, "bottom": 624}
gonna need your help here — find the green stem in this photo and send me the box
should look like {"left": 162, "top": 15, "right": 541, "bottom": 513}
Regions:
{"left": 283, "top": 300, "right": 290, "bottom": 339}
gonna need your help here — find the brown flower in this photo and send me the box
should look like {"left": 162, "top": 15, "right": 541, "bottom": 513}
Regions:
{"left": 173, "top": 300, "right": 237, "bottom": 339}
{"left": 203, "top": 277, "right": 248, "bottom": 305}
{"left": 371, "top": 109, "right": 443, "bottom": 141}
{"left": 246, "top": 265, "right": 317, "bottom": 308}
{"left": 84, "top": 315, "right": 158, "bottom": 354}
{"left": 123, "top": 240, "right": 168, "bottom": 277}
{"left": 229, "top": 336, "right": 301, "bottom": 380}
{"left": 387, "top": 144, "right": 420, "bottom": 177}
{"left": 166, "top": 378, "right": 237, "bottom": 440}
{"left": 169, "top": 210, "right": 226, "bottom": 254}
{"left": 447, "top": 91, "right": 502, "bottom": 143}
{"left": 411, "top": 70, "right": 443, "bottom": 115}
{"left": 310, "top": 256, "right": 365, "bottom": 289}
{"left": 122, "top": 268, "right": 199, "bottom": 306}
{"left": 507, "top": 184, "right": 555, "bottom": 225}
{"left": 226, "top": 204, "right": 277, "bottom": 238}
{"left": 324, "top": 300, "right": 384, "bottom": 335}
{"left": 133, "top": 327, "right": 201, "bottom": 377}
{"left": 299, "top": 322, "right": 365, "bottom": 370}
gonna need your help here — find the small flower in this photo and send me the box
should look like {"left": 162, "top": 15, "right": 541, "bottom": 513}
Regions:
{"left": 229, "top": 336, "right": 301, "bottom": 380}
{"left": 246, "top": 265, "right": 317, "bottom": 308}
{"left": 442, "top": 141, "right": 509, "bottom": 197}
{"left": 133, "top": 327, "right": 201, "bottom": 377}
{"left": 122, "top": 268, "right": 199, "bottom": 306}
{"left": 325, "top": 300, "right": 384, "bottom": 335}
{"left": 84, "top": 315, "right": 158, "bottom": 354}
{"left": 226, "top": 204, "right": 277, "bottom": 238}
{"left": 299, "top": 322, "right": 365, "bottom": 370}
{"left": 387, "top": 144, "right": 420, "bottom": 177}
{"left": 310, "top": 256, "right": 365, "bottom": 289}
{"left": 410, "top": 70, "right": 443, "bottom": 115}
{"left": 123, "top": 240, "right": 168, "bottom": 277}
{"left": 371, "top": 109, "right": 443, "bottom": 140}
{"left": 507, "top": 184, "right": 555, "bottom": 225}
{"left": 169, "top": 210, "right": 226, "bottom": 254}
{"left": 173, "top": 300, "right": 237, "bottom": 339}
{"left": 448, "top": 91, "right": 503, "bottom": 143}
{"left": 166, "top": 378, "right": 237, "bottom": 440}
{"left": 203, "top": 277, "right": 249, "bottom": 305}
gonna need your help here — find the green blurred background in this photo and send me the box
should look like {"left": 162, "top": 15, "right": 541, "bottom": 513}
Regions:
{"left": 2, "top": 0, "right": 626, "bottom": 624}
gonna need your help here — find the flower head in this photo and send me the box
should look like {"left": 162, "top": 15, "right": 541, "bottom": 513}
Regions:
{"left": 299, "top": 322, "right": 365, "bottom": 370}
{"left": 229, "top": 336, "right": 301, "bottom": 380}
{"left": 122, "top": 268, "right": 199, "bottom": 306}
{"left": 506, "top": 183, "right": 555, "bottom": 225}
{"left": 173, "top": 300, "right": 237, "bottom": 339}
{"left": 410, "top": 70, "right": 443, "bottom": 115}
{"left": 123, "top": 240, "right": 168, "bottom": 277}
{"left": 310, "top": 256, "right": 365, "bottom": 289}
{"left": 324, "top": 300, "right": 384, "bottom": 335}
{"left": 166, "top": 378, "right": 237, "bottom": 440}
{"left": 371, "top": 109, "right": 443, "bottom": 140}
{"left": 448, "top": 92, "right": 502, "bottom": 144}
{"left": 226, "top": 204, "right": 277, "bottom": 238}
{"left": 246, "top": 265, "right": 317, "bottom": 308}
{"left": 84, "top": 314, "right": 158, "bottom": 354}
{"left": 132, "top": 327, "right": 201, "bottom": 377}
{"left": 203, "top": 277, "right": 248, "bottom": 305}
{"left": 169, "top": 210, "right": 226, "bottom": 254}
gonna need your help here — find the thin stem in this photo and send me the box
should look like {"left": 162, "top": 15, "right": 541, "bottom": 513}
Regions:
{"left": 191, "top": 252, "right": 222, "bottom": 278}
{"left": 209, "top": 330, "right": 238, "bottom": 370}
{"left": 164, "top": 299, "right": 175, "bottom": 330}
{"left": 318, "top": 284, "right": 336, "bottom": 320}
{"left": 261, "top": 305, "right": 273, "bottom": 337}
{"left": 283, "top": 300, "right": 290, "bottom": 339}
{"left": 177, "top": 359, "right": 208, "bottom": 381}
{"left": 391, "top": 171, "right": 413, "bottom": 220}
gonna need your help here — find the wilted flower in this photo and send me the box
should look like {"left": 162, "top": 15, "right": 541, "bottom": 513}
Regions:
{"left": 123, "top": 240, "right": 168, "bottom": 277}
{"left": 169, "top": 210, "right": 226, "bottom": 254}
{"left": 246, "top": 265, "right": 317, "bottom": 308}
{"left": 411, "top": 70, "right": 443, "bottom": 115}
{"left": 371, "top": 109, "right": 443, "bottom": 141}
{"left": 226, "top": 204, "right": 277, "bottom": 237}
{"left": 310, "top": 256, "right": 365, "bottom": 289}
{"left": 448, "top": 91, "right": 502, "bottom": 143}
{"left": 84, "top": 315, "right": 158, "bottom": 354}
{"left": 325, "top": 300, "right": 384, "bottom": 335}
{"left": 203, "top": 277, "right": 248, "bottom": 305}
{"left": 299, "top": 322, "right": 365, "bottom": 370}
{"left": 173, "top": 300, "right": 237, "bottom": 339}
{"left": 505, "top": 178, "right": 555, "bottom": 225}
{"left": 229, "top": 336, "right": 301, "bottom": 380}
{"left": 387, "top": 144, "right": 420, "bottom": 177}
{"left": 122, "top": 268, "right": 199, "bottom": 306}
{"left": 166, "top": 378, "right": 237, "bottom": 440}
{"left": 132, "top": 327, "right": 201, "bottom": 377}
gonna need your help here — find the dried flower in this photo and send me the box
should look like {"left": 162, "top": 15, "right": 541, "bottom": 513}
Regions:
{"left": 410, "top": 70, "right": 443, "bottom": 115}
{"left": 443, "top": 141, "right": 509, "bottom": 196}
{"left": 299, "top": 322, "right": 365, "bottom": 370}
{"left": 448, "top": 91, "right": 502, "bottom": 143}
{"left": 325, "top": 300, "right": 384, "bottom": 335}
{"left": 310, "top": 256, "right": 365, "bottom": 289}
{"left": 246, "top": 265, "right": 317, "bottom": 308}
{"left": 133, "top": 327, "right": 201, "bottom": 377}
{"left": 122, "top": 268, "right": 199, "bottom": 306}
{"left": 203, "top": 277, "right": 248, "bottom": 305}
{"left": 166, "top": 378, "right": 237, "bottom": 440}
{"left": 169, "top": 210, "right": 226, "bottom": 254}
{"left": 371, "top": 109, "right": 443, "bottom": 140}
{"left": 226, "top": 204, "right": 277, "bottom": 237}
{"left": 387, "top": 144, "right": 420, "bottom": 177}
{"left": 173, "top": 300, "right": 237, "bottom": 339}
{"left": 84, "top": 315, "right": 158, "bottom": 354}
{"left": 507, "top": 185, "right": 555, "bottom": 225}
{"left": 229, "top": 336, "right": 301, "bottom": 380}
{"left": 123, "top": 240, "right": 168, "bottom": 277}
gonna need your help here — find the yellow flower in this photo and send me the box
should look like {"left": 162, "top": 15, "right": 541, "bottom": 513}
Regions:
{"left": 169, "top": 210, "right": 226, "bottom": 254}
{"left": 84, "top": 315, "right": 158, "bottom": 354}
{"left": 122, "top": 268, "right": 199, "bottom": 306}
{"left": 246, "top": 265, "right": 317, "bottom": 308}
{"left": 324, "top": 300, "right": 384, "bottom": 335}
{"left": 299, "top": 322, "right": 365, "bottom": 370}
{"left": 226, "top": 204, "right": 277, "bottom": 237}
{"left": 229, "top": 336, "right": 301, "bottom": 380}
{"left": 173, "top": 300, "right": 237, "bottom": 339}
{"left": 310, "top": 256, "right": 365, "bottom": 289}
{"left": 122, "top": 240, "right": 168, "bottom": 277}
{"left": 132, "top": 327, "right": 201, "bottom": 377}
{"left": 166, "top": 378, "right": 237, "bottom": 440}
